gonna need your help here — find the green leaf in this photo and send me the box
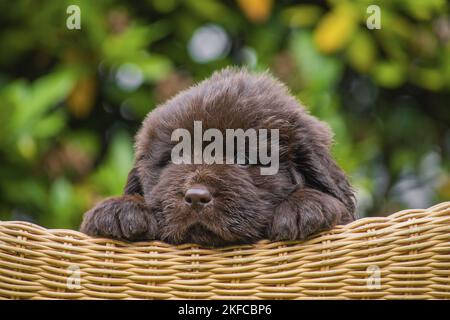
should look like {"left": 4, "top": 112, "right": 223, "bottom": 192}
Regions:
{"left": 346, "top": 31, "right": 377, "bottom": 73}
{"left": 91, "top": 131, "right": 134, "bottom": 195}
{"left": 280, "top": 5, "right": 323, "bottom": 27}
{"left": 185, "top": 0, "right": 229, "bottom": 21}
{"left": 12, "top": 68, "right": 76, "bottom": 132}
{"left": 372, "top": 61, "right": 406, "bottom": 88}
{"left": 290, "top": 31, "right": 343, "bottom": 90}
{"left": 137, "top": 53, "right": 173, "bottom": 82}
{"left": 49, "top": 178, "right": 73, "bottom": 226}
{"left": 32, "top": 112, "right": 66, "bottom": 139}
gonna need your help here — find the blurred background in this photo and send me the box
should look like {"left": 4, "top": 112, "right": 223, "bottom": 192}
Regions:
{"left": 0, "top": 0, "right": 449, "bottom": 229}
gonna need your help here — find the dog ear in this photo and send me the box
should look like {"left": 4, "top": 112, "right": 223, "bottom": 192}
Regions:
{"left": 291, "top": 114, "right": 356, "bottom": 219}
{"left": 124, "top": 167, "right": 143, "bottom": 196}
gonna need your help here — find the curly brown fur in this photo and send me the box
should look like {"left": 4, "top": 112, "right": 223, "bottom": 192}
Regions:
{"left": 80, "top": 68, "right": 356, "bottom": 247}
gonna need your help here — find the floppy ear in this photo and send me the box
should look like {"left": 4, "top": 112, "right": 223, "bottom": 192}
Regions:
{"left": 291, "top": 114, "right": 356, "bottom": 219}
{"left": 124, "top": 167, "right": 143, "bottom": 196}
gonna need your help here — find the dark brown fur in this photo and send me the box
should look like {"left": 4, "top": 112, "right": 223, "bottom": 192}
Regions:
{"left": 80, "top": 68, "right": 356, "bottom": 247}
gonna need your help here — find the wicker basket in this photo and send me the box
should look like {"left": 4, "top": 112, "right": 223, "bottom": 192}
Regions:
{"left": 0, "top": 202, "right": 449, "bottom": 300}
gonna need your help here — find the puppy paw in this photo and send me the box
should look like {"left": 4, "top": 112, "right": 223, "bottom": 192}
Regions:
{"left": 268, "top": 189, "right": 349, "bottom": 241}
{"left": 80, "top": 195, "right": 158, "bottom": 241}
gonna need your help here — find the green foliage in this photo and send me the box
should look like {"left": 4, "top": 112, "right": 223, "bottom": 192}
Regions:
{"left": 0, "top": 0, "right": 449, "bottom": 229}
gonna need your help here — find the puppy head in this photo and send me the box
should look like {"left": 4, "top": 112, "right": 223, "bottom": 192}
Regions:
{"left": 126, "top": 68, "right": 353, "bottom": 246}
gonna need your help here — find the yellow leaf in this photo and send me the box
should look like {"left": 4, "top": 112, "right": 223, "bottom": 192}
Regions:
{"left": 314, "top": 4, "right": 358, "bottom": 54}
{"left": 236, "top": 0, "right": 273, "bottom": 23}
{"left": 67, "top": 76, "right": 97, "bottom": 118}
{"left": 17, "top": 134, "right": 36, "bottom": 160}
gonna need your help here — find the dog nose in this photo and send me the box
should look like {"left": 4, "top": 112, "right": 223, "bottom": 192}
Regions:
{"left": 184, "top": 185, "right": 212, "bottom": 207}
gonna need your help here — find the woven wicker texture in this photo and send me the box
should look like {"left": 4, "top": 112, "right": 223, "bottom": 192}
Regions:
{"left": 0, "top": 202, "right": 449, "bottom": 300}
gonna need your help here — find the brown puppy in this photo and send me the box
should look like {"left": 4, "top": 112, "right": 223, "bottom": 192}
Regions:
{"left": 80, "top": 68, "right": 356, "bottom": 246}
